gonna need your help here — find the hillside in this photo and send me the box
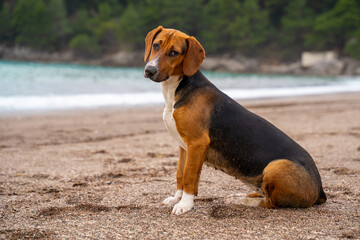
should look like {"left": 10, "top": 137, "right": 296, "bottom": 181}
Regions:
{"left": 1, "top": 0, "right": 360, "bottom": 62}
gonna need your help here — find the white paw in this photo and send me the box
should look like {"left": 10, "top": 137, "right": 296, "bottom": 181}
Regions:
{"left": 163, "top": 196, "right": 181, "bottom": 206}
{"left": 171, "top": 192, "right": 194, "bottom": 215}
{"left": 162, "top": 190, "right": 183, "bottom": 206}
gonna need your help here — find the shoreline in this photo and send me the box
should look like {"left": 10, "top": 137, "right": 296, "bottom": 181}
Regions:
{"left": 1, "top": 61, "right": 359, "bottom": 115}
{"left": 1, "top": 91, "right": 360, "bottom": 117}
{"left": 1, "top": 92, "right": 359, "bottom": 239}
{"left": 1, "top": 46, "right": 360, "bottom": 76}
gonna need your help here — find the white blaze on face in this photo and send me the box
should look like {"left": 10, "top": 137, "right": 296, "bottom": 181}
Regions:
{"left": 148, "top": 59, "right": 157, "bottom": 67}
{"left": 145, "top": 57, "right": 158, "bottom": 70}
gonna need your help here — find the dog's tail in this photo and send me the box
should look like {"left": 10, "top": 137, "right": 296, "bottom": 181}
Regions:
{"left": 316, "top": 187, "right": 327, "bottom": 204}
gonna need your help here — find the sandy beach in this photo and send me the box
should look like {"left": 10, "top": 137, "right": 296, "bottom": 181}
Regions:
{"left": 0, "top": 93, "right": 359, "bottom": 239}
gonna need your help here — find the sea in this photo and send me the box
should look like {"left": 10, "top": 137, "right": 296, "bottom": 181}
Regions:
{"left": 1, "top": 60, "right": 360, "bottom": 114}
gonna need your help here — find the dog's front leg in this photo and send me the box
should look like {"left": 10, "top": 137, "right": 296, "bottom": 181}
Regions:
{"left": 163, "top": 146, "right": 186, "bottom": 206}
{"left": 172, "top": 137, "right": 209, "bottom": 215}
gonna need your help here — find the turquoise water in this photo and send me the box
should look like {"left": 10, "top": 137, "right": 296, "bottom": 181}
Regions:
{"left": 0, "top": 61, "right": 154, "bottom": 96}
{"left": 0, "top": 60, "right": 359, "bottom": 113}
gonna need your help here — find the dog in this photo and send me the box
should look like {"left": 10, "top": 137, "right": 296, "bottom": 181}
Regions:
{"left": 143, "top": 26, "right": 326, "bottom": 215}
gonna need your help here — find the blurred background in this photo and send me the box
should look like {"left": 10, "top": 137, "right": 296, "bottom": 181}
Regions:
{"left": 0, "top": 0, "right": 360, "bottom": 113}
{"left": 1, "top": 0, "right": 360, "bottom": 60}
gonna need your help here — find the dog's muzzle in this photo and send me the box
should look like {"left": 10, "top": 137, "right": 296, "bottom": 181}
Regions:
{"left": 144, "top": 65, "right": 158, "bottom": 80}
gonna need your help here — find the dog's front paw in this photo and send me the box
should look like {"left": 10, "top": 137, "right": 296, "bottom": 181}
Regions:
{"left": 163, "top": 196, "right": 181, "bottom": 206}
{"left": 171, "top": 192, "right": 194, "bottom": 215}
{"left": 162, "top": 190, "right": 183, "bottom": 206}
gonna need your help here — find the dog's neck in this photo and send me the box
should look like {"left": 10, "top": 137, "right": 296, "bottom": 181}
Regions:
{"left": 161, "top": 75, "right": 182, "bottom": 110}
{"left": 161, "top": 75, "right": 187, "bottom": 150}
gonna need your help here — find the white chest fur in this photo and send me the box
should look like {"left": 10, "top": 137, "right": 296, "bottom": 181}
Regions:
{"left": 161, "top": 76, "right": 187, "bottom": 150}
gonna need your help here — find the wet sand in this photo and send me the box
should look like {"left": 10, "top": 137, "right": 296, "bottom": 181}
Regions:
{"left": 0, "top": 93, "right": 359, "bottom": 239}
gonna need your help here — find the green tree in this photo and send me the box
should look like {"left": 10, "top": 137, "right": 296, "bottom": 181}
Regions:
{"left": 141, "top": 0, "right": 168, "bottom": 31}
{"left": 47, "top": 0, "right": 70, "bottom": 49}
{"left": 145, "top": 0, "right": 203, "bottom": 37}
{"left": 13, "top": 0, "right": 39, "bottom": 46}
{"left": 118, "top": 3, "right": 146, "bottom": 50}
{"left": 2, "top": 0, "right": 360, "bottom": 60}
{"left": 280, "top": 0, "right": 315, "bottom": 56}
{"left": 265, "top": 0, "right": 288, "bottom": 29}
{"left": 344, "top": 29, "right": 360, "bottom": 59}
{"left": 95, "top": 19, "right": 120, "bottom": 52}
{"left": 98, "top": 2, "right": 113, "bottom": 21}
{"left": 71, "top": 9, "right": 93, "bottom": 35}
{"left": 228, "top": 0, "right": 271, "bottom": 53}
{"left": 12, "top": 0, "right": 69, "bottom": 50}
{"left": 93, "top": 1, "right": 123, "bottom": 53}
{"left": 200, "top": 0, "right": 241, "bottom": 53}
{"left": 0, "top": 2, "right": 14, "bottom": 43}
{"left": 307, "top": 0, "right": 338, "bottom": 14}
{"left": 305, "top": 0, "right": 360, "bottom": 50}
{"left": 69, "top": 33, "right": 100, "bottom": 58}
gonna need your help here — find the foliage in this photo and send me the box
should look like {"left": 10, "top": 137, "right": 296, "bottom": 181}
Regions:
{"left": 1, "top": 0, "right": 360, "bottom": 59}
{"left": 280, "top": 0, "right": 315, "bottom": 57}
{"left": 71, "top": 9, "right": 93, "bottom": 36}
{"left": 69, "top": 33, "right": 100, "bottom": 58}
{"left": 11, "top": 0, "right": 69, "bottom": 50}
{"left": 305, "top": 0, "right": 360, "bottom": 50}
{"left": 117, "top": 3, "right": 146, "bottom": 50}
{"left": 199, "top": 0, "right": 241, "bottom": 53}
{"left": 0, "top": 2, "right": 13, "bottom": 42}
{"left": 47, "top": 0, "right": 71, "bottom": 48}
{"left": 228, "top": 0, "right": 271, "bottom": 54}
{"left": 344, "top": 29, "right": 360, "bottom": 59}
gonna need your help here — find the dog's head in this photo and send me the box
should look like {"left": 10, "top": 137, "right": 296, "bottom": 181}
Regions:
{"left": 144, "top": 26, "right": 205, "bottom": 82}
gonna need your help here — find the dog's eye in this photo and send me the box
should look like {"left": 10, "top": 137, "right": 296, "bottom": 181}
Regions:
{"left": 153, "top": 43, "right": 159, "bottom": 50}
{"left": 169, "top": 50, "right": 179, "bottom": 57}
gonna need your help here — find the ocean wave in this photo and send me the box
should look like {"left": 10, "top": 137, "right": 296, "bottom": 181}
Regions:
{"left": 224, "top": 80, "right": 360, "bottom": 99}
{"left": 1, "top": 81, "right": 359, "bottom": 113}
{"left": 0, "top": 93, "right": 163, "bottom": 112}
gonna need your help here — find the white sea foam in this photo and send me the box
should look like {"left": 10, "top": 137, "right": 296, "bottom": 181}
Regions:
{"left": 0, "top": 80, "right": 359, "bottom": 113}
{"left": 0, "top": 92, "right": 163, "bottom": 113}
{"left": 224, "top": 79, "right": 360, "bottom": 99}
{"left": 1, "top": 61, "right": 359, "bottom": 113}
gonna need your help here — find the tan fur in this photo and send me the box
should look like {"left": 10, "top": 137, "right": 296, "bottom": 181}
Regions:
{"left": 183, "top": 37, "right": 205, "bottom": 76}
{"left": 173, "top": 93, "right": 214, "bottom": 195}
{"left": 144, "top": 26, "right": 163, "bottom": 62}
{"left": 176, "top": 146, "right": 186, "bottom": 191}
{"left": 246, "top": 192, "right": 264, "bottom": 198}
{"left": 260, "top": 159, "right": 319, "bottom": 208}
{"left": 144, "top": 26, "right": 205, "bottom": 80}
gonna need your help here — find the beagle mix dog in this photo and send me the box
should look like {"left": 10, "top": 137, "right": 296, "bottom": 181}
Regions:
{"left": 144, "top": 26, "right": 326, "bottom": 215}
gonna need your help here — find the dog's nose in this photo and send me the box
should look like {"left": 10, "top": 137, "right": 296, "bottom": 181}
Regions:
{"left": 144, "top": 65, "right": 157, "bottom": 78}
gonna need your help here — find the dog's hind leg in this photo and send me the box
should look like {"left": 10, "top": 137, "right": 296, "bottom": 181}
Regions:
{"left": 260, "top": 159, "right": 318, "bottom": 208}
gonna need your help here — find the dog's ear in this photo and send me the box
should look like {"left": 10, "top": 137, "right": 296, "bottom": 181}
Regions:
{"left": 144, "top": 26, "right": 163, "bottom": 62}
{"left": 183, "top": 37, "right": 206, "bottom": 76}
